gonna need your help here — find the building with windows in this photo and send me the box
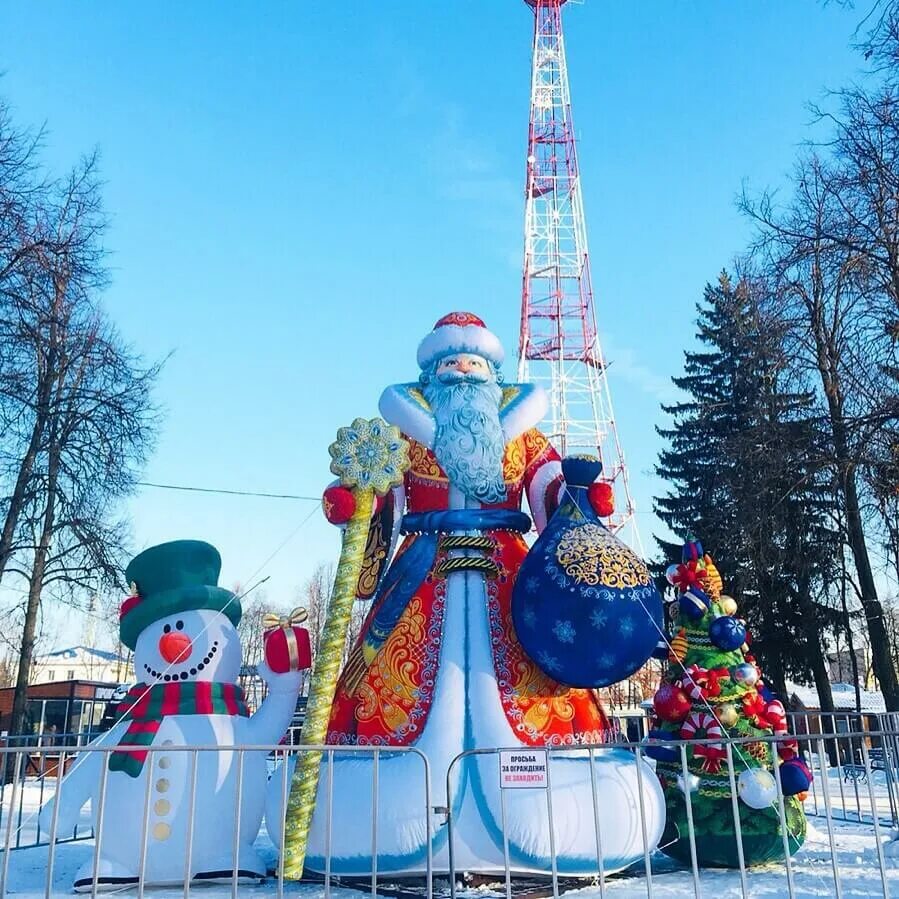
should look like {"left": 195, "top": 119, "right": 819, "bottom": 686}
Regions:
{"left": 0, "top": 680, "right": 127, "bottom": 744}
{"left": 30, "top": 645, "right": 132, "bottom": 686}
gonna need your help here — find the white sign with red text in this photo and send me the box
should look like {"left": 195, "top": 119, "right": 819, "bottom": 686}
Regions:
{"left": 499, "top": 749, "right": 548, "bottom": 789}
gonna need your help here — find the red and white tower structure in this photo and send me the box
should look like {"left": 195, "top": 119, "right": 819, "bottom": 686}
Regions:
{"left": 518, "top": 0, "right": 639, "bottom": 545}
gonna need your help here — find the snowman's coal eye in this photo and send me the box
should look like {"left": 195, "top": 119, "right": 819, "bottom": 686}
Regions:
{"left": 163, "top": 624, "right": 171, "bottom": 634}
{"left": 176, "top": 620, "right": 184, "bottom": 631}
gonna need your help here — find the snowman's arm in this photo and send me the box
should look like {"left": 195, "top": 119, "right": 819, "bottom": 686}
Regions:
{"left": 39, "top": 725, "right": 123, "bottom": 832}
{"left": 246, "top": 668, "right": 302, "bottom": 745}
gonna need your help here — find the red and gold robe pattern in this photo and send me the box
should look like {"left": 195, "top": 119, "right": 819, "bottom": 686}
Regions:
{"left": 327, "top": 427, "right": 607, "bottom": 746}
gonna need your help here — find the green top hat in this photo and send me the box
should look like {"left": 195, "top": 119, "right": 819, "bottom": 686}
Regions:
{"left": 120, "top": 540, "right": 242, "bottom": 650}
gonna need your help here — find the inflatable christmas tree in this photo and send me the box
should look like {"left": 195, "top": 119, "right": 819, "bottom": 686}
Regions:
{"left": 646, "top": 541, "right": 809, "bottom": 868}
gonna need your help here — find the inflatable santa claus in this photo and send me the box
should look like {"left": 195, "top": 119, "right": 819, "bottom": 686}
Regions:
{"left": 268, "top": 312, "right": 665, "bottom": 876}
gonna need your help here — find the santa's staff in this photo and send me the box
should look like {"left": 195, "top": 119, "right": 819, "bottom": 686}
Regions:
{"left": 282, "top": 418, "right": 409, "bottom": 879}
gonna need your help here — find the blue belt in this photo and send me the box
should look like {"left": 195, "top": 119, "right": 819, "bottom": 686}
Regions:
{"left": 401, "top": 509, "right": 531, "bottom": 535}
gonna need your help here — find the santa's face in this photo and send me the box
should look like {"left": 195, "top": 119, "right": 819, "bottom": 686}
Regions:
{"left": 133, "top": 609, "right": 242, "bottom": 685}
{"left": 435, "top": 353, "right": 493, "bottom": 384}
{"left": 422, "top": 353, "right": 507, "bottom": 504}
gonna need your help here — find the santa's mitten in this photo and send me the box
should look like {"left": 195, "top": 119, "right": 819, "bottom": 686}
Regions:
{"left": 588, "top": 481, "right": 615, "bottom": 518}
{"left": 322, "top": 484, "right": 386, "bottom": 525}
{"left": 322, "top": 485, "right": 356, "bottom": 525}
{"left": 256, "top": 659, "right": 303, "bottom": 695}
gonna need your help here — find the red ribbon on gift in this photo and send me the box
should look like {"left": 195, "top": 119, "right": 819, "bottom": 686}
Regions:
{"left": 263, "top": 607, "right": 311, "bottom": 672}
{"left": 777, "top": 739, "right": 799, "bottom": 761}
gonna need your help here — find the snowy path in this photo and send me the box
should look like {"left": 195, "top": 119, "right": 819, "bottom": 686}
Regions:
{"left": 0, "top": 778, "right": 93, "bottom": 851}
{"left": 2, "top": 815, "right": 898, "bottom": 898}
{"left": 4, "top": 763, "right": 899, "bottom": 896}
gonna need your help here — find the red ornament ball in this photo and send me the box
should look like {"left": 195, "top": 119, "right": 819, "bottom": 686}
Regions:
{"left": 653, "top": 684, "right": 692, "bottom": 722}
{"left": 322, "top": 485, "right": 356, "bottom": 525}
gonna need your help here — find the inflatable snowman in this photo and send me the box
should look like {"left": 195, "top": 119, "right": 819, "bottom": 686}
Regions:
{"left": 39, "top": 540, "right": 303, "bottom": 892}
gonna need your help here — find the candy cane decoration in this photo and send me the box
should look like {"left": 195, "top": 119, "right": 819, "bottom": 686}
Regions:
{"left": 765, "top": 700, "right": 788, "bottom": 735}
{"left": 680, "top": 710, "right": 726, "bottom": 773}
{"left": 679, "top": 665, "right": 709, "bottom": 701}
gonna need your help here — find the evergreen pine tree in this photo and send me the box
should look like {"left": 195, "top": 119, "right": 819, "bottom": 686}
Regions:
{"left": 655, "top": 272, "right": 839, "bottom": 695}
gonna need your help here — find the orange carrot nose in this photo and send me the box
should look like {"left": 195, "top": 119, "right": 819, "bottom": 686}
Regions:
{"left": 159, "top": 631, "right": 192, "bottom": 664}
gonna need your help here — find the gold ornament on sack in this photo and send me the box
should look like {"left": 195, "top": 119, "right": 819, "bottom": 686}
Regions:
{"left": 262, "top": 607, "right": 309, "bottom": 630}
{"left": 554, "top": 523, "right": 649, "bottom": 588}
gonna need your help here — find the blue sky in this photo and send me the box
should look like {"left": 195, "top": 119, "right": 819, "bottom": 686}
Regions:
{"left": 0, "top": 2, "right": 871, "bottom": 643}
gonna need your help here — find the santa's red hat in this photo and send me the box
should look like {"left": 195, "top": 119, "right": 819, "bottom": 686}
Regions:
{"left": 417, "top": 312, "right": 505, "bottom": 370}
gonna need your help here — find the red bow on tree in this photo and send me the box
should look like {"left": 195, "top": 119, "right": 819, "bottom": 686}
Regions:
{"left": 680, "top": 665, "right": 730, "bottom": 700}
{"left": 704, "top": 667, "right": 731, "bottom": 698}
{"left": 672, "top": 560, "right": 709, "bottom": 592}
{"left": 742, "top": 693, "right": 775, "bottom": 730}
{"left": 695, "top": 744, "right": 727, "bottom": 774}
{"left": 777, "top": 739, "right": 799, "bottom": 761}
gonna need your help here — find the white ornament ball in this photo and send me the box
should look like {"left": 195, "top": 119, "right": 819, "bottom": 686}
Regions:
{"left": 665, "top": 563, "right": 680, "bottom": 585}
{"left": 738, "top": 768, "right": 778, "bottom": 809}
{"left": 733, "top": 663, "right": 759, "bottom": 687}
{"left": 719, "top": 595, "right": 738, "bottom": 616}
{"left": 677, "top": 772, "right": 700, "bottom": 794}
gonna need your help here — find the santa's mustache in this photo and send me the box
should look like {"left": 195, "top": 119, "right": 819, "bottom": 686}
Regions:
{"left": 436, "top": 370, "right": 492, "bottom": 385}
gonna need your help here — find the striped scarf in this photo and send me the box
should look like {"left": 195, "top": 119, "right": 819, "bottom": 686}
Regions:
{"left": 109, "top": 681, "right": 249, "bottom": 777}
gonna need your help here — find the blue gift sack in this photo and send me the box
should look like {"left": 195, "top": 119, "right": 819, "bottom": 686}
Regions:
{"left": 511, "top": 456, "right": 664, "bottom": 688}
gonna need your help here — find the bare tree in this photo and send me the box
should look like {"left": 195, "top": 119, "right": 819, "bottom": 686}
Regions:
{"left": 294, "top": 562, "right": 372, "bottom": 692}
{"left": 0, "top": 127, "right": 159, "bottom": 748}
{"left": 237, "top": 590, "right": 290, "bottom": 669}
{"left": 743, "top": 150, "right": 899, "bottom": 707}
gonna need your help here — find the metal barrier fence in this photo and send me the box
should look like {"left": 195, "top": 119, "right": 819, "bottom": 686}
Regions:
{"left": 2, "top": 728, "right": 899, "bottom": 897}
{"left": 0, "top": 733, "right": 98, "bottom": 853}
{"left": 0, "top": 742, "right": 432, "bottom": 899}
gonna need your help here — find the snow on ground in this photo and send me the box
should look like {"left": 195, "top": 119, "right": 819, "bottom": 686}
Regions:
{"left": 4, "top": 814, "right": 898, "bottom": 897}
{"left": 4, "top": 765, "right": 899, "bottom": 896}
{"left": 0, "top": 777, "right": 93, "bottom": 851}
{"left": 0, "top": 837, "right": 366, "bottom": 897}
{"left": 593, "top": 819, "right": 898, "bottom": 897}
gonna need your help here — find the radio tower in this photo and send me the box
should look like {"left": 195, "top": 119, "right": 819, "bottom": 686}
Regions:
{"left": 518, "top": 0, "right": 639, "bottom": 546}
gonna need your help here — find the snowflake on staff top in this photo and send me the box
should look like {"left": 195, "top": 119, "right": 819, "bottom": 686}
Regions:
{"left": 328, "top": 418, "right": 410, "bottom": 496}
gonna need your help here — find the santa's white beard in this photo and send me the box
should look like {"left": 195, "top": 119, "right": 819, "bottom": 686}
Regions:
{"left": 423, "top": 376, "right": 507, "bottom": 505}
